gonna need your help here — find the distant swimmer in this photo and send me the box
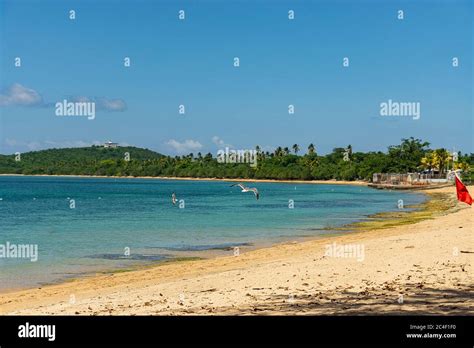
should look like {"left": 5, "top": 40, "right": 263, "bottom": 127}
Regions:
{"left": 230, "top": 183, "right": 259, "bottom": 200}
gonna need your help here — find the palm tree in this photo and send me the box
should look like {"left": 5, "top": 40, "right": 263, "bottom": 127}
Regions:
{"left": 347, "top": 145, "right": 352, "bottom": 156}
{"left": 255, "top": 145, "right": 262, "bottom": 161}
{"left": 308, "top": 143, "right": 315, "bottom": 155}
{"left": 420, "top": 152, "right": 435, "bottom": 173}
{"left": 292, "top": 144, "right": 300, "bottom": 154}
{"left": 454, "top": 160, "right": 470, "bottom": 172}
{"left": 433, "top": 149, "right": 450, "bottom": 175}
{"left": 283, "top": 147, "right": 290, "bottom": 156}
{"left": 275, "top": 146, "right": 283, "bottom": 156}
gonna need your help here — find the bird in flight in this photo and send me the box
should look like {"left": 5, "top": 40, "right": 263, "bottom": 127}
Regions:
{"left": 230, "top": 183, "right": 259, "bottom": 200}
{"left": 171, "top": 192, "right": 177, "bottom": 205}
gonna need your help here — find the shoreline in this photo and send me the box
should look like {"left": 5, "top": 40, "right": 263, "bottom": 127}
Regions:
{"left": 0, "top": 176, "right": 432, "bottom": 294}
{"left": 0, "top": 173, "right": 454, "bottom": 190}
{"left": 0, "top": 173, "right": 369, "bottom": 186}
{"left": 1, "top": 185, "right": 470, "bottom": 315}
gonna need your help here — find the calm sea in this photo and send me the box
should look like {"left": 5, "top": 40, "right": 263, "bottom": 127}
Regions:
{"left": 0, "top": 176, "right": 425, "bottom": 290}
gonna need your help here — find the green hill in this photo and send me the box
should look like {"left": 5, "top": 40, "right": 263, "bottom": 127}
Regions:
{"left": 0, "top": 146, "right": 164, "bottom": 176}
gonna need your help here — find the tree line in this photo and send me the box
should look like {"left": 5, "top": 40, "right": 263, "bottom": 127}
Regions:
{"left": 0, "top": 138, "right": 472, "bottom": 182}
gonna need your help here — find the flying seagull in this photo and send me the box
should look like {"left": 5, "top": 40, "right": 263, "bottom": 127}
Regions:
{"left": 230, "top": 183, "right": 259, "bottom": 200}
{"left": 171, "top": 192, "right": 177, "bottom": 205}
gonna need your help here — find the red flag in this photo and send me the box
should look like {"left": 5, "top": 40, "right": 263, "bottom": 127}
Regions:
{"left": 455, "top": 175, "right": 473, "bottom": 205}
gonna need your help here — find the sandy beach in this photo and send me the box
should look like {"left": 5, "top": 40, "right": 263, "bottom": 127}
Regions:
{"left": 0, "top": 185, "right": 472, "bottom": 315}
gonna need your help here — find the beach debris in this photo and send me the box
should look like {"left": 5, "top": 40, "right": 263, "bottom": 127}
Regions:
{"left": 200, "top": 288, "right": 217, "bottom": 293}
{"left": 230, "top": 183, "right": 259, "bottom": 200}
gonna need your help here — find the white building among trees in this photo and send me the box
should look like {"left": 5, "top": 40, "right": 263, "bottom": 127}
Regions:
{"left": 103, "top": 141, "right": 118, "bottom": 148}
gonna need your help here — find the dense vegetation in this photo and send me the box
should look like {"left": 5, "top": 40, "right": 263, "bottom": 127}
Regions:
{"left": 0, "top": 138, "right": 472, "bottom": 182}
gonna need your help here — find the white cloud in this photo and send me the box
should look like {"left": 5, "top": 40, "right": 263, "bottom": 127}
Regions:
{"left": 165, "top": 139, "right": 203, "bottom": 154}
{"left": 211, "top": 136, "right": 233, "bottom": 148}
{"left": 0, "top": 84, "right": 127, "bottom": 111}
{"left": 4, "top": 138, "right": 102, "bottom": 151}
{"left": 5, "top": 138, "right": 43, "bottom": 151}
{"left": 70, "top": 96, "right": 127, "bottom": 111}
{"left": 97, "top": 98, "right": 127, "bottom": 111}
{"left": 43, "top": 140, "right": 102, "bottom": 148}
{"left": 0, "top": 83, "right": 43, "bottom": 107}
{"left": 212, "top": 136, "right": 225, "bottom": 146}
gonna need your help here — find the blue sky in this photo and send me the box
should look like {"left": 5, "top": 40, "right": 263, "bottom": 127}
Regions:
{"left": 0, "top": 0, "right": 472, "bottom": 155}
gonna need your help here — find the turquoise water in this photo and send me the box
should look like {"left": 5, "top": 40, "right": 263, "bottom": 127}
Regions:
{"left": 0, "top": 176, "right": 425, "bottom": 290}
